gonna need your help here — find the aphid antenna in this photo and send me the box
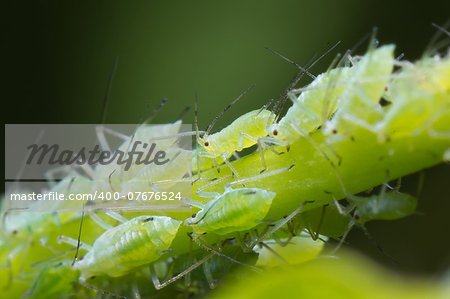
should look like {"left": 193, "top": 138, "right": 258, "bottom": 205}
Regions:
{"left": 358, "top": 223, "right": 399, "bottom": 264}
{"left": 142, "top": 97, "right": 168, "bottom": 125}
{"left": 432, "top": 21, "right": 450, "bottom": 38}
{"left": 176, "top": 105, "right": 191, "bottom": 121}
{"left": 194, "top": 93, "right": 200, "bottom": 136}
{"left": 349, "top": 27, "right": 378, "bottom": 56}
{"left": 395, "top": 53, "right": 405, "bottom": 61}
{"left": 204, "top": 83, "right": 256, "bottom": 137}
{"left": 72, "top": 202, "right": 86, "bottom": 266}
{"left": 151, "top": 253, "right": 214, "bottom": 290}
{"left": 257, "top": 98, "right": 275, "bottom": 115}
{"left": 264, "top": 47, "right": 317, "bottom": 80}
{"left": 144, "top": 130, "right": 207, "bottom": 142}
{"left": 271, "top": 40, "right": 342, "bottom": 123}
{"left": 190, "top": 235, "right": 262, "bottom": 273}
{"left": 425, "top": 21, "right": 450, "bottom": 56}
{"left": 101, "top": 56, "right": 119, "bottom": 124}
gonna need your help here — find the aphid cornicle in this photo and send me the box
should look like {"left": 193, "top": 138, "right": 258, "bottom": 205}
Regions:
{"left": 185, "top": 187, "right": 276, "bottom": 235}
{"left": 73, "top": 216, "right": 181, "bottom": 280}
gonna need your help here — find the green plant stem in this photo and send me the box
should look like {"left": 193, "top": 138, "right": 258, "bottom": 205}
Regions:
{"left": 168, "top": 123, "right": 449, "bottom": 256}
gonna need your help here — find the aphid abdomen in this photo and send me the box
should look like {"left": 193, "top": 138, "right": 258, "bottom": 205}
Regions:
{"left": 120, "top": 148, "right": 191, "bottom": 193}
{"left": 74, "top": 216, "right": 181, "bottom": 278}
{"left": 205, "top": 109, "right": 276, "bottom": 155}
{"left": 187, "top": 188, "right": 276, "bottom": 235}
{"left": 273, "top": 67, "right": 352, "bottom": 142}
{"left": 377, "top": 54, "right": 450, "bottom": 138}
{"left": 326, "top": 45, "right": 395, "bottom": 133}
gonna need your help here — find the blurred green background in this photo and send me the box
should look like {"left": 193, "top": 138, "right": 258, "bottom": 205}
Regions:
{"left": 3, "top": 0, "right": 449, "bottom": 277}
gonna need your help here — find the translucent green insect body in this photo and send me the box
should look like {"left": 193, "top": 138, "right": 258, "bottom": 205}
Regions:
{"left": 375, "top": 54, "right": 450, "bottom": 140}
{"left": 323, "top": 45, "right": 395, "bottom": 137}
{"left": 120, "top": 147, "right": 192, "bottom": 194}
{"left": 2, "top": 37, "right": 450, "bottom": 298}
{"left": 186, "top": 187, "right": 276, "bottom": 235}
{"left": 265, "top": 45, "right": 395, "bottom": 147}
{"left": 198, "top": 109, "right": 276, "bottom": 156}
{"left": 94, "top": 121, "right": 185, "bottom": 192}
{"left": 74, "top": 216, "right": 181, "bottom": 279}
{"left": 268, "top": 66, "right": 352, "bottom": 143}
{"left": 351, "top": 190, "right": 417, "bottom": 223}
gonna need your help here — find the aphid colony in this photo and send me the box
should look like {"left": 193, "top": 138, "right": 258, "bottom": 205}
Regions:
{"left": 1, "top": 36, "right": 449, "bottom": 298}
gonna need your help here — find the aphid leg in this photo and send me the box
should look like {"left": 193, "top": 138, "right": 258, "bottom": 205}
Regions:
{"left": 306, "top": 205, "right": 328, "bottom": 241}
{"left": 259, "top": 135, "right": 290, "bottom": 153}
{"left": 249, "top": 202, "right": 308, "bottom": 248}
{"left": 131, "top": 283, "right": 142, "bottom": 299}
{"left": 86, "top": 211, "right": 113, "bottom": 230}
{"left": 227, "top": 164, "right": 295, "bottom": 187}
{"left": 79, "top": 281, "right": 128, "bottom": 299}
{"left": 44, "top": 166, "right": 76, "bottom": 187}
{"left": 239, "top": 132, "right": 268, "bottom": 172}
{"left": 190, "top": 234, "right": 261, "bottom": 272}
{"left": 332, "top": 197, "right": 355, "bottom": 216}
{"left": 196, "top": 150, "right": 225, "bottom": 175}
{"left": 195, "top": 187, "right": 222, "bottom": 199}
{"left": 341, "top": 110, "right": 378, "bottom": 133}
{"left": 291, "top": 122, "right": 349, "bottom": 196}
{"left": 1, "top": 252, "right": 15, "bottom": 290}
{"left": 331, "top": 218, "right": 354, "bottom": 254}
{"left": 202, "top": 259, "right": 217, "bottom": 289}
{"left": 57, "top": 235, "right": 93, "bottom": 252}
{"left": 429, "top": 129, "right": 450, "bottom": 140}
{"left": 220, "top": 153, "right": 244, "bottom": 184}
{"left": 258, "top": 242, "right": 289, "bottom": 264}
{"left": 194, "top": 175, "right": 234, "bottom": 195}
{"left": 104, "top": 211, "right": 127, "bottom": 223}
{"left": 95, "top": 125, "right": 130, "bottom": 152}
{"left": 150, "top": 253, "right": 214, "bottom": 290}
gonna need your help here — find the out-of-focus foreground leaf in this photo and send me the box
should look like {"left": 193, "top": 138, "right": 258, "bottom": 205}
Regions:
{"left": 211, "top": 250, "right": 449, "bottom": 299}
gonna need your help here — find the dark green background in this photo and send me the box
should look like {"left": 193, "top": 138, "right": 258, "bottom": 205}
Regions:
{"left": 3, "top": 0, "right": 450, "bottom": 276}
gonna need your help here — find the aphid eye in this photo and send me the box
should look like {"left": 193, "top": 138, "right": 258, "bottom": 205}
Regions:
{"left": 273, "top": 129, "right": 278, "bottom": 136}
{"left": 204, "top": 141, "right": 209, "bottom": 147}
{"left": 191, "top": 213, "right": 197, "bottom": 218}
{"left": 12, "top": 230, "right": 18, "bottom": 235}
{"left": 143, "top": 217, "right": 154, "bottom": 222}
